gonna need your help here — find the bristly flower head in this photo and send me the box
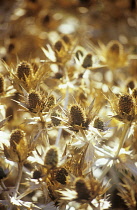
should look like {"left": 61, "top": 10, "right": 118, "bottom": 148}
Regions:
{"left": 108, "top": 90, "right": 137, "bottom": 123}
{"left": 3, "top": 129, "right": 28, "bottom": 162}
{"left": 69, "top": 104, "right": 86, "bottom": 131}
{"left": 82, "top": 53, "right": 92, "bottom": 69}
{"left": 16, "top": 61, "right": 33, "bottom": 82}
{"left": 51, "top": 111, "right": 61, "bottom": 126}
{"left": 59, "top": 176, "right": 109, "bottom": 208}
{"left": 28, "top": 90, "right": 44, "bottom": 113}
{"left": 63, "top": 100, "right": 96, "bottom": 132}
{"left": 75, "top": 178, "right": 90, "bottom": 201}
{"left": 118, "top": 94, "right": 134, "bottom": 115}
{"left": 44, "top": 146, "right": 59, "bottom": 169}
{"left": 93, "top": 117, "right": 105, "bottom": 131}
{"left": 90, "top": 40, "right": 128, "bottom": 70}
{"left": 53, "top": 167, "right": 68, "bottom": 185}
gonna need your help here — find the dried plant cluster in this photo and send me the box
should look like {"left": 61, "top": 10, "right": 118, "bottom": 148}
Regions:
{"left": 0, "top": 0, "right": 137, "bottom": 210}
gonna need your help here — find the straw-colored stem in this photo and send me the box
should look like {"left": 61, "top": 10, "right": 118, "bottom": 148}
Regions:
{"left": 13, "top": 162, "right": 23, "bottom": 199}
{"left": 99, "top": 159, "right": 112, "bottom": 181}
{"left": 55, "top": 85, "right": 69, "bottom": 146}
{"left": 115, "top": 122, "right": 130, "bottom": 158}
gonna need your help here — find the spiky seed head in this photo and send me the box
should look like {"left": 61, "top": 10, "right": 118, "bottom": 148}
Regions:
{"left": 127, "top": 80, "right": 135, "bottom": 90}
{"left": 54, "top": 72, "right": 63, "bottom": 79}
{"left": 54, "top": 41, "right": 63, "bottom": 52}
{"left": 54, "top": 168, "right": 68, "bottom": 185}
{"left": 107, "top": 40, "right": 122, "bottom": 55}
{"left": 62, "top": 35, "right": 70, "bottom": 45}
{"left": 94, "top": 117, "right": 104, "bottom": 131}
{"left": 0, "top": 73, "right": 4, "bottom": 94}
{"left": 17, "top": 61, "right": 32, "bottom": 81}
{"left": 75, "top": 178, "right": 90, "bottom": 200}
{"left": 33, "top": 170, "right": 42, "bottom": 179}
{"left": 118, "top": 94, "right": 134, "bottom": 115}
{"left": 44, "top": 146, "right": 59, "bottom": 169}
{"left": 28, "top": 91, "right": 41, "bottom": 112}
{"left": 82, "top": 53, "right": 92, "bottom": 68}
{"left": 46, "top": 95, "right": 55, "bottom": 109}
{"left": 10, "top": 129, "right": 25, "bottom": 150}
{"left": 51, "top": 111, "right": 61, "bottom": 126}
{"left": 69, "top": 104, "right": 86, "bottom": 128}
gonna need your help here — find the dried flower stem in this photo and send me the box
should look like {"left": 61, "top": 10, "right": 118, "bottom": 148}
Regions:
{"left": 115, "top": 122, "right": 131, "bottom": 157}
{"left": 99, "top": 158, "right": 112, "bottom": 181}
{"left": 80, "top": 129, "right": 88, "bottom": 142}
{"left": 55, "top": 85, "right": 69, "bottom": 146}
{"left": 13, "top": 162, "right": 23, "bottom": 198}
{"left": 39, "top": 112, "right": 45, "bottom": 123}
{"left": 8, "top": 163, "right": 23, "bottom": 210}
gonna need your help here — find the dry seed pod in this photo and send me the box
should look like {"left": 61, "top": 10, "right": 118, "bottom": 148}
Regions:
{"left": 54, "top": 168, "right": 68, "bottom": 185}
{"left": 94, "top": 117, "right": 104, "bottom": 131}
{"left": 28, "top": 91, "right": 43, "bottom": 113}
{"left": 44, "top": 146, "right": 59, "bottom": 169}
{"left": 75, "top": 178, "right": 90, "bottom": 200}
{"left": 82, "top": 53, "right": 92, "bottom": 68}
{"left": 107, "top": 41, "right": 122, "bottom": 55}
{"left": 46, "top": 95, "right": 55, "bottom": 109}
{"left": 33, "top": 169, "right": 42, "bottom": 179}
{"left": 17, "top": 61, "right": 33, "bottom": 81}
{"left": 10, "top": 129, "right": 25, "bottom": 150}
{"left": 51, "top": 111, "right": 61, "bottom": 126}
{"left": 8, "top": 129, "right": 28, "bottom": 162}
{"left": 69, "top": 104, "right": 86, "bottom": 128}
{"left": 105, "top": 40, "right": 127, "bottom": 69}
{"left": 118, "top": 94, "right": 134, "bottom": 115}
{"left": 54, "top": 40, "right": 63, "bottom": 52}
{"left": 62, "top": 35, "right": 70, "bottom": 45}
{"left": 126, "top": 80, "right": 135, "bottom": 90}
{"left": 0, "top": 73, "right": 4, "bottom": 94}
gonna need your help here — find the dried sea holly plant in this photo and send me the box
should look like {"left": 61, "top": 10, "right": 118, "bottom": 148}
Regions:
{"left": 0, "top": 0, "right": 137, "bottom": 210}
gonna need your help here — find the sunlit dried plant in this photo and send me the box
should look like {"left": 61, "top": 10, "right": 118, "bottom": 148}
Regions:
{"left": 0, "top": 1, "right": 137, "bottom": 209}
